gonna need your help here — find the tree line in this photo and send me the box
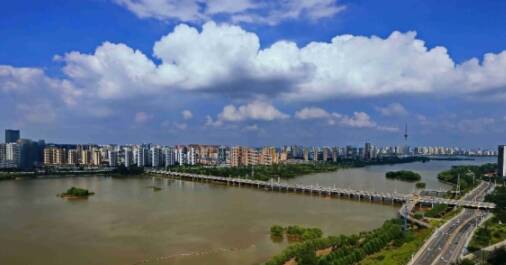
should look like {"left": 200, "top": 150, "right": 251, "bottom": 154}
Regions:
{"left": 265, "top": 219, "right": 405, "bottom": 265}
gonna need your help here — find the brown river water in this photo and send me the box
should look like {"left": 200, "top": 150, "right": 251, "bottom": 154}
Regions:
{"left": 0, "top": 157, "right": 493, "bottom": 265}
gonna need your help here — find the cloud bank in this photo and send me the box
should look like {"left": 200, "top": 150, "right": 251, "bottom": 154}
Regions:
{"left": 2, "top": 21, "right": 506, "bottom": 133}
{"left": 45, "top": 22, "right": 506, "bottom": 105}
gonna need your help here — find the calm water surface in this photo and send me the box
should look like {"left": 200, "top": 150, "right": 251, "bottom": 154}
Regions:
{"left": 0, "top": 157, "right": 494, "bottom": 265}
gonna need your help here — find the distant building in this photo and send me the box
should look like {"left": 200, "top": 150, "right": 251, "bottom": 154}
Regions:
{"left": 498, "top": 145, "right": 506, "bottom": 178}
{"left": 151, "top": 147, "right": 162, "bottom": 168}
{"left": 92, "top": 150, "right": 102, "bottom": 166}
{"left": 68, "top": 150, "right": 78, "bottom": 165}
{"left": 303, "top": 148, "right": 309, "bottom": 161}
{"left": 6, "top": 143, "right": 21, "bottom": 167}
{"left": 0, "top": 144, "right": 5, "bottom": 162}
{"left": 5, "top": 129, "right": 20, "bottom": 143}
{"left": 108, "top": 150, "right": 118, "bottom": 167}
{"left": 134, "top": 146, "right": 149, "bottom": 167}
{"left": 364, "top": 143, "right": 372, "bottom": 160}
{"left": 259, "top": 147, "right": 277, "bottom": 165}
{"left": 124, "top": 148, "right": 133, "bottom": 167}
{"left": 81, "top": 150, "right": 91, "bottom": 165}
{"left": 218, "top": 146, "right": 227, "bottom": 164}
{"left": 0, "top": 143, "right": 17, "bottom": 168}
{"left": 163, "top": 147, "right": 175, "bottom": 167}
{"left": 187, "top": 147, "right": 196, "bottom": 165}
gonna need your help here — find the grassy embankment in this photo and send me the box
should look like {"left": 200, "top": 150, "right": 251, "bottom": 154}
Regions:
{"left": 359, "top": 208, "right": 462, "bottom": 265}
{"left": 265, "top": 219, "right": 405, "bottom": 265}
{"left": 468, "top": 186, "right": 506, "bottom": 252}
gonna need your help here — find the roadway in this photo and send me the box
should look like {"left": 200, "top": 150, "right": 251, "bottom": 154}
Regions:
{"left": 409, "top": 181, "right": 494, "bottom": 265}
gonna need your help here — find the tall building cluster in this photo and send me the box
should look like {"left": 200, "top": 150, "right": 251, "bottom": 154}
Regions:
{"left": 0, "top": 129, "right": 45, "bottom": 169}
{"left": 0, "top": 128, "right": 498, "bottom": 170}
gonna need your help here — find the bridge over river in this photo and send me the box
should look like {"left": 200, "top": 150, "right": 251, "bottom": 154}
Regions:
{"left": 146, "top": 170, "right": 495, "bottom": 210}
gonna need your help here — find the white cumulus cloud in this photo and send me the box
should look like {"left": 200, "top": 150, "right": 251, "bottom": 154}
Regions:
{"left": 52, "top": 22, "right": 506, "bottom": 104}
{"left": 182, "top": 110, "right": 193, "bottom": 120}
{"left": 294, "top": 107, "right": 398, "bottom": 131}
{"left": 114, "top": 0, "right": 346, "bottom": 25}
{"left": 339, "top": 112, "right": 376, "bottom": 128}
{"left": 376, "top": 103, "right": 408, "bottom": 116}
{"left": 295, "top": 107, "right": 332, "bottom": 119}
{"left": 206, "top": 100, "right": 288, "bottom": 126}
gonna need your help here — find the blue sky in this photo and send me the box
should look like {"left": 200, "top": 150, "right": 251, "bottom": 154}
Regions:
{"left": 1, "top": 0, "right": 506, "bottom": 148}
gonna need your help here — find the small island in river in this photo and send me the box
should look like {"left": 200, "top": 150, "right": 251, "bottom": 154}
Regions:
{"left": 58, "top": 187, "right": 95, "bottom": 199}
{"left": 385, "top": 170, "right": 421, "bottom": 182}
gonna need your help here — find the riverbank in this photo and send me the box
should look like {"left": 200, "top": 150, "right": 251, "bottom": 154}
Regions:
{"left": 437, "top": 163, "right": 497, "bottom": 195}
{"left": 0, "top": 165, "right": 145, "bottom": 181}
{"left": 169, "top": 157, "right": 429, "bottom": 181}
{"left": 264, "top": 219, "right": 405, "bottom": 265}
{"left": 468, "top": 186, "right": 506, "bottom": 252}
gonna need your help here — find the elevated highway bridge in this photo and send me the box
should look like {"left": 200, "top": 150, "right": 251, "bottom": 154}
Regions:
{"left": 147, "top": 170, "right": 495, "bottom": 210}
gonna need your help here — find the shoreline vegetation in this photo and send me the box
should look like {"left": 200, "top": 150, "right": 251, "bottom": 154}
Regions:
{"left": 264, "top": 162, "right": 497, "bottom": 265}
{"left": 264, "top": 206, "right": 465, "bottom": 265}
{"left": 437, "top": 163, "right": 497, "bottom": 196}
{"left": 265, "top": 219, "right": 405, "bottom": 265}
{"left": 0, "top": 165, "right": 145, "bottom": 181}
{"left": 57, "top": 187, "right": 94, "bottom": 199}
{"left": 469, "top": 186, "right": 506, "bottom": 252}
{"left": 168, "top": 157, "right": 429, "bottom": 181}
{"left": 114, "top": 165, "right": 144, "bottom": 176}
{"left": 270, "top": 225, "right": 323, "bottom": 242}
{"left": 385, "top": 170, "right": 421, "bottom": 182}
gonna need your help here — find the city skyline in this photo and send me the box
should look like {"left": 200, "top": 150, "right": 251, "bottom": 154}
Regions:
{"left": 2, "top": 1, "right": 506, "bottom": 147}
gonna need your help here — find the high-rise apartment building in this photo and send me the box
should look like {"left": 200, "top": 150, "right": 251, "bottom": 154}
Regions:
{"left": 187, "top": 147, "right": 196, "bottom": 165}
{"left": 92, "top": 150, "right": 102, "bottom": 166}
{"left": 108, "top": 150, "right": 118, "bottom": 167}
{"left": 53, "top": 148, "right": 66, "bottom": 165}
{"left": 81, "top": 150, "right": 91, "bottom": 165}
{"left": 259, "top": 147, "right": 277, "bottom": 165}
{"left": 68, "top": 149, "right": 78, "bottom": 165}
{"left": 230, "top": 146, "right": 259, "bottom": 167}
{"left": 218, "top": 146, "right": 227, "bottom": 164}
{"left": 124, "top": 148, "right": 133, "bottom": 167}
{"left": 43, "top": 148, "right": 53, "bottom": 164}
{"left": 312, "top": 147, "right": 318, "bottom": 161}
{"left": 151, "top": 147, "right": 162, "bottom": 168}
{"left": 175, "top": 147, "right": 186, "bottom": 165}
{"left": 322, "top": 147, "right": 329, "bottom": 161}
{"left": 0, "top": 144, "right": 6, "bottom": 161}
{"left": 498, "top": 145, "right": 506, "bottom": 178}
{"left": 163, "top": 147, "right": 175, "bottom": 167}
{"left": 5, "top": 129, "right": 20, "bottom": 143}
{"left": 5, "top": 143, "right": 20, "bottom": 167}
{"left": 134, "top": 146, "right": 149, "bottom": 167}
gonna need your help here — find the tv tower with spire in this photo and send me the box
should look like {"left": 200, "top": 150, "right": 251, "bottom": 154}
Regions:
{"left": 401, "top": 123, "right": 409, "bottom": 156}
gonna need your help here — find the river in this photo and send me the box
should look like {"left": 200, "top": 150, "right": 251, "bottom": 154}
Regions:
{"left": 0, "top": 157, "right": 494, "bottom": 265}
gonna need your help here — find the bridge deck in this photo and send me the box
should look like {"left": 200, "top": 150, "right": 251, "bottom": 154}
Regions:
{"left": 147, "top": 170, "right": 495, "bottom": 210}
